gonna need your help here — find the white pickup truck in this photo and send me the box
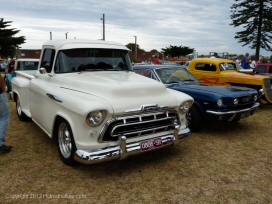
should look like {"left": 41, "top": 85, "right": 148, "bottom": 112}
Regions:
{"left": 11, "top": 39, "right": 193, "bottom": 166}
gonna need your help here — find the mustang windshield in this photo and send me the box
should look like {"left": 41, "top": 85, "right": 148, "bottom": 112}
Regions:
{"left": 155, "top": 68, "right": 198, "bottom": 84}
{"left": 54, "top": 48, "right": 132, "bottom": 73}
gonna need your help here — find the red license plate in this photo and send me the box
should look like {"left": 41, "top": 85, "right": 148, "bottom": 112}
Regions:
{"left": 140, "top": 138, "right": 163, "bottom": 152}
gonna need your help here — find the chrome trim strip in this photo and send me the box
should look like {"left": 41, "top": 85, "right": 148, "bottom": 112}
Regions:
{"left": 206, "top": 103, "right": 259, "bottom": 115}
{"left": 74, "top": 127, "right": 190, "bottom": 164}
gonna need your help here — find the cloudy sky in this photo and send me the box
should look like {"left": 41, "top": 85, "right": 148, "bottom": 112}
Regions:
{"left": 1, "top": 0, "right": 271, "bottom": 56}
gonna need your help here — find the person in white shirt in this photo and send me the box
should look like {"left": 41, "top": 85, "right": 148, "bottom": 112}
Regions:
{"left": 250, "top": 58, "right": 256, "bottom": 69}
{"left": 210, "top": 53, "right": 218, "bottom": 58}
{"left": 235, "top": 58, "right": 241, "bottom": 65}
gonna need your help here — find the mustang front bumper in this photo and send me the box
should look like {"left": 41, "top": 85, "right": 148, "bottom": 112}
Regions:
{"left": 206, "top": 103, "right": 259, "bottom": 121}
{"left": 74, "top": 127, "right": 190, "bottom": 164}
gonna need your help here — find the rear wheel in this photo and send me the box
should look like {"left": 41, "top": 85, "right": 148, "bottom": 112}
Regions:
{"left": 16, "top": 96, "right": 30, "bottom": 121}
{"left": 56, "top": 118, "right": 78, "bottom": 166}
{"left": 186, "top": 105, "right": 203, "bottom": 132}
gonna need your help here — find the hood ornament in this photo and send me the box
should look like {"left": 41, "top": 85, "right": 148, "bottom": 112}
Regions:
{"left": 126, "top": 104, "right": 169, "bottom": 113}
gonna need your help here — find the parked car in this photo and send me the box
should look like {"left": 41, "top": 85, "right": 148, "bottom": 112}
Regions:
{"left": 236, "top": 63, "right": 254, "bottom": 74}
{"left": 0, "top": 63, "right": 7, "bottom": 72}
{"left": 4, "top": 58, "right": 39, "bottom": 92}
{"left": 133, "top": 65, "right": 259, "bottom": 132}
{"left": 186, "top": 58, "right": 272, "bottom": 104}
{"left": 255, "top": 63, "right": 272, "bottom": 77}
{"left": 159, "top": 60, "right": 176, "bottom": 65}
{"left": 180, "top": 61, "right": 190, "bottom": 68}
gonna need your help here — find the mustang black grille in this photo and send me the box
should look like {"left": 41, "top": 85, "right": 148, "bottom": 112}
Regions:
{"left": 236, "top": 94, "right": 257, "bottom": 105}
{"left": 100, "top": 111, "right": 179, "bottom": 142}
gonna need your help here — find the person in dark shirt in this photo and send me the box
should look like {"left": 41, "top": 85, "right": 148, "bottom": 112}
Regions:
{"left": 8, "top": 58, "right": 16, "bottom": 73}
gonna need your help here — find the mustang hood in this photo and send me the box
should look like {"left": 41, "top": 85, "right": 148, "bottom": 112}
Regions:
{"left": 169, "top": 83, "right": 257, "bottom": 98}
{"left": 60, "top": 71, "right": 183, "bottom": 113}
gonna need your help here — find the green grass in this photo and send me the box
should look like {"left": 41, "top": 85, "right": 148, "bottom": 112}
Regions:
{"left": 1, "top": 96, "right": 272, "bottom": 204}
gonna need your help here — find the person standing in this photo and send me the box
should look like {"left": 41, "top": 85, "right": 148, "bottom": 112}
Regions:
{"left": 235, "top": 58, "right": 241, "bottom": 65}
{"left": 250, "top": 58, "right": 256, "bottom": 69}
{"left": 0, "top": 75, "right": 12, "bottom": 152}
{"left": 210, "top": 53, "right": 218, "bottom": 58}
{"left": 241, "top": 53, "right": 250, "bottom": 69}
{"left": 153, "top": 55, "right": 160, "bottom": 64}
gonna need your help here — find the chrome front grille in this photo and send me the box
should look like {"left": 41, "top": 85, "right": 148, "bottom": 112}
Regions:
{"left": 99, "top": 110, "right": 179, "bottom": 142}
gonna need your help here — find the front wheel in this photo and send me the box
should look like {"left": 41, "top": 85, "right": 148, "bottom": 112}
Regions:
{"left": 56, "top": 118, "right": 78, "bottom": 166}
{"left": 16, "top": 96, "right": 30, "bottom": 121}
{"left": 4, "top": 77, "right": 10, "bottom": 92}
{"left": 186, "top": 105, "right": 203, "bottom": 132}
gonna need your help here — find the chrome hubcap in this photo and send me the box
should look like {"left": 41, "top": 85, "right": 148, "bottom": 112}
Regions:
{"left": 17, "top": 98, "right": 22, "bottom": 115}
{"left": 58, "top": 123, "right": 72, "bottom": 158}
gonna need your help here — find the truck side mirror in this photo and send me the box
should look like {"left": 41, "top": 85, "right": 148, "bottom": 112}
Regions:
{"left": 39, "top": 67, "right": 47, "bottom": 74}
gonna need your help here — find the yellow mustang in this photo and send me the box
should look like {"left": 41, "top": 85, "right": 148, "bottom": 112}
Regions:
{"left": 187, "top": 58, "right": 272, "bottom": 104}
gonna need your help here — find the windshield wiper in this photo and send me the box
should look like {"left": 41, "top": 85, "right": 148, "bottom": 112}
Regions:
{"left": 167, "top": 81, "right": 180, "bottom": 84}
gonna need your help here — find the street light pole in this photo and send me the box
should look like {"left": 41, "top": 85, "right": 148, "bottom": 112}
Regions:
{"left": 134, "top": 36, "right": 137, "bottom": 62}
{"left": 101, "top": 14, "right": 105, "bottom": 40}
{"left": 65, "top": 32, "right": 69, "bottom": 39}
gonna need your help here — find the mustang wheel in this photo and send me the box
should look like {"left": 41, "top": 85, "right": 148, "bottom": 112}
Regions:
{"left": 186, "top": 105, "right": 203, "bottom": 132}
{"left": 56, "top": 118, "right": 78, "bottom": 166}
{"left": 16, "top": 96, "right": 30, "bottom": 121}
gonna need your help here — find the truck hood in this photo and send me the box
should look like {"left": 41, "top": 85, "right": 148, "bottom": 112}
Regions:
{"left": 60, "top": 71, "right": 181, "bottom": 113}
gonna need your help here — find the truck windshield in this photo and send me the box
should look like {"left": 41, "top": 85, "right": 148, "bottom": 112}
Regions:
{"left": 54, "top": 48, "right": 132, "bottom": 73}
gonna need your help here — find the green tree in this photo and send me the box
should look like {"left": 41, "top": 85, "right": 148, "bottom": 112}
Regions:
{"left": 150, "top": 49, "right": 159, "bottom": 53}
{"left": 125, "top": 43, "right": 145, "bottom": 52}
{"left": 0, "top": 18, "right": 26, "bottom": 58}
{"left": 230, "top": 0, "right": 272, "bottom": 61}
{"left": 161, "top": 45, "right": 194, "bottom": 58}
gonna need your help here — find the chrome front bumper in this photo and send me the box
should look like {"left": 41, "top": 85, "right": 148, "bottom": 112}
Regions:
{"left": 74, "top": 127, "right": 190, "bottom": 165}
{"left": 206, "top": 103, "right": 259, "bottom": 121}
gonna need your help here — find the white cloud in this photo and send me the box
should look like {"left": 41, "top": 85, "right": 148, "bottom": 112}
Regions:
{"left": 1, "top": 0, "right": 271, "bottom": 56}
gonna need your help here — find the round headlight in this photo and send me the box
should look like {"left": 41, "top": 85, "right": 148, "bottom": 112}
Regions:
{"left": 217, "top": 99, "right": 223, "bottom": 107}
{"left": 233, "top": 98, "right": 239, "bottom": 105}
{"left": 86, "top": 110, "right": 107, "bottom": 127}
{"left": 180, "top": 101, "right": 192, "bottom": 113}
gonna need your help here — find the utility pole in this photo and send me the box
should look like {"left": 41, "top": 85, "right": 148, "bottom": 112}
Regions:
{"left": 134, "top": 36, "right": 137, "bottom": 62}
{"left": 102, "top": 14, "right": 105, "bottom": 40}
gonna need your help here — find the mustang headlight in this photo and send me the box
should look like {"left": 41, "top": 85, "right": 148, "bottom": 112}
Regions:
{"left": 86, "top": 110, "right": 107, "bottom": 127}
{"left": 179, "top": 100, "right": 193, "bottom": 113}
{"left": 217, "top": 99, "right": 223, "bottom": 107}
{"left": 233, "top": 98, "right": 239, "bottom": 105}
